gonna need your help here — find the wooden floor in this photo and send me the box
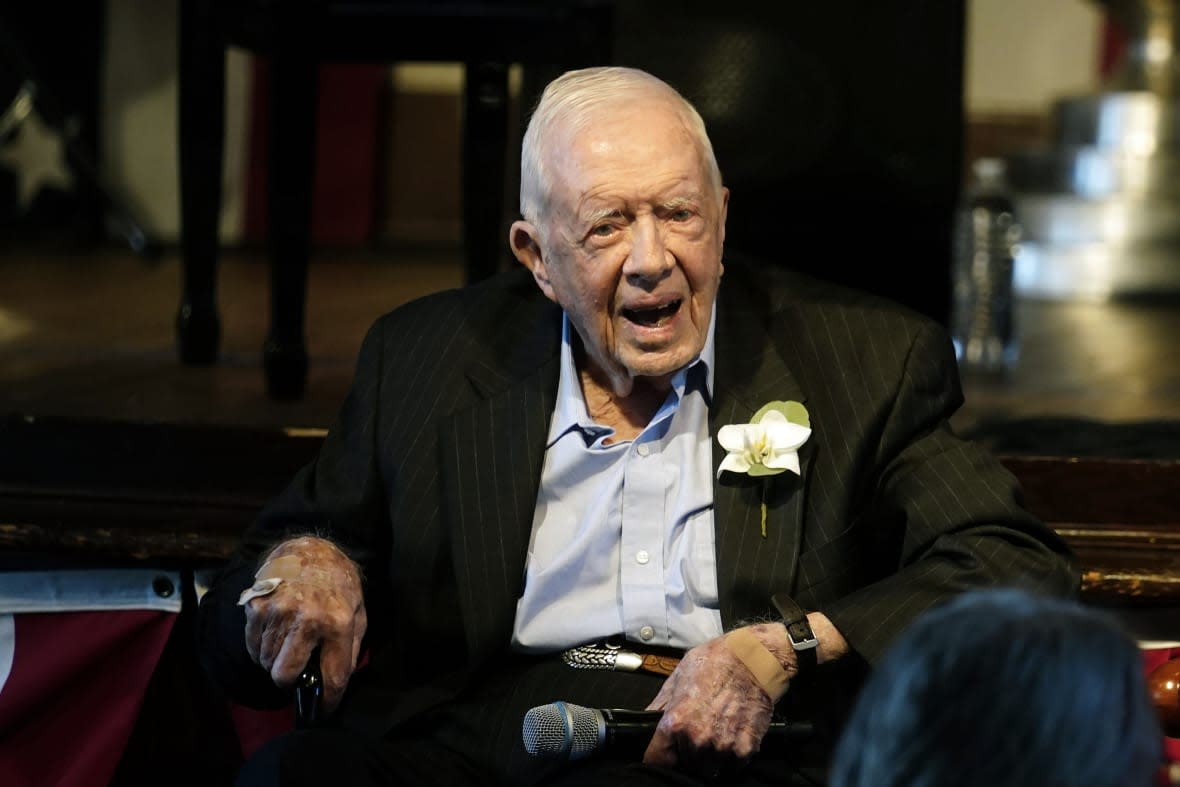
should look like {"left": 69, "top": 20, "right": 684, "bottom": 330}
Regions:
{"left": 6, "top": 239, "right": 1180, "bottom": 452}
{"left": 0, "top": 242, "right": 464, "bottom": 429}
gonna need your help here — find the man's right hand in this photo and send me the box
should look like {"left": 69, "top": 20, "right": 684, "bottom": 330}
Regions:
{"left": 242, "top": 535, "right": 367, "bottom": 713}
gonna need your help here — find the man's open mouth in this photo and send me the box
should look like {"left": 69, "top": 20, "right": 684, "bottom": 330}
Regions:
{"left": 622, "top": 299, "right": 682, "bottom": 327}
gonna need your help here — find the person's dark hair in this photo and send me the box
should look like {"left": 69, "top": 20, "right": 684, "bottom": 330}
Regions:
{"left": 830, "top": 588, "right": 1162, "bottom": 787}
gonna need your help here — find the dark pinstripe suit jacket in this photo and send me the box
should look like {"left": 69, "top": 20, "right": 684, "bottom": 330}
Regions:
{"left": 198, "top": 257, "right": 1077, "bottom": 735}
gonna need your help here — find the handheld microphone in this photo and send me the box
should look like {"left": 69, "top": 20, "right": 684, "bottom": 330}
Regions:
{"left": 521, "top": 701, "right": 814, "bottom": 760}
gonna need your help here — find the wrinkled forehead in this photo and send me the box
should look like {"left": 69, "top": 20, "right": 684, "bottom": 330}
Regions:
{"left": 546, "top": 100, "right": 714, "bottom": 193}
{"left": 549, "top": 90, "right": 694, "bottom": 154}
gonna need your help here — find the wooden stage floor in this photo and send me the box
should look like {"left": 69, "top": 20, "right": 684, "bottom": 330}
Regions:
{"left": 0, "top": 242, "right": 464, "bottom": 430}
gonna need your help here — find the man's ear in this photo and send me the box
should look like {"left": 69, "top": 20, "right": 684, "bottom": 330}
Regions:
{"left": 718, "top": 186, "right": 730, "bottom": 276}
{"left": 718, "top": 186, "right": 730, "bottom": 246}
{"left": 509, "top": 220, "right": 557, "bottom": 302}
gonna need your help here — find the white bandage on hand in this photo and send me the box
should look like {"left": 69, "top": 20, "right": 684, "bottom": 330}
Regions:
{"left": 237, "top": 577, "right": 283, "bottom": 605}
{"left": 236, "top": 555, "right": 304, "bottom": 606}
{"left": 236, "top": 548, "right": 350, "bottom": 606}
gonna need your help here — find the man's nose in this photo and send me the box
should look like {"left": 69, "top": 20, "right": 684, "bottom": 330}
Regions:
{"left": 624, "top": 217, "right": 671, "bottom": 281}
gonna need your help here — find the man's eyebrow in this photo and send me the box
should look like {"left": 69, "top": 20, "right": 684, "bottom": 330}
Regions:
{"left": 660, "top": 196, "right": 697, "bottom": 211}
{"left": 581, "top": 206, "right": 624, "bottom": 226}
{"left": 579, "top": 194, "right": 701, "bottom": 225}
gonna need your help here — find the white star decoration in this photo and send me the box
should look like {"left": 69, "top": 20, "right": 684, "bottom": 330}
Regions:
{"left": 0, "top": 105, "right": 74, "bottom": 212}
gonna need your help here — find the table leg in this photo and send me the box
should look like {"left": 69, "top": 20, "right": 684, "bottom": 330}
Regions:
{"left": 176, "top": 0, "right": 224, "bottom": 365}
{"left": 263, "top": 48, "right": 315, "bottom": 400}
{"left": 462, "top": 61, "right": 509, "bottom": 284}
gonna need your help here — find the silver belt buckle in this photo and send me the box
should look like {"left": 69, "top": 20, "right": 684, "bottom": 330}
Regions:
{"left": 561, "top": 642, "right": 644, "bottom": 672}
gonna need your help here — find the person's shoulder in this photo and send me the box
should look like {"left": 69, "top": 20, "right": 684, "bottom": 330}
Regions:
{"left": 360, "top": 267, "right": 561, "bottom": 377}
{"left": 723, "top": 252, "right": 939, "bottom": 334}
{"left": 370, "top": 266, "right": 552, "bottom": 333}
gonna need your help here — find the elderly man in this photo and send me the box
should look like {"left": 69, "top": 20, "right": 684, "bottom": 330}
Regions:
{"left": 198, "top": 67, "right": 1076, "bottom": 786}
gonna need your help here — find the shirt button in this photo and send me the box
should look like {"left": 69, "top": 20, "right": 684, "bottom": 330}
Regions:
{"left": 639, "top": 626, "right": 655, "bottom": 641}
{"left": 636, "top": 549, "right": 650, "bottom": 565}
{"left": 636, "top": 443, "right": 650, "bottom": 457}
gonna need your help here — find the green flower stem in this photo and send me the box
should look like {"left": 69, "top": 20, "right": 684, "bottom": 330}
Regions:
{"left": 760, "top": 481, "right": 769, "bottom": 538}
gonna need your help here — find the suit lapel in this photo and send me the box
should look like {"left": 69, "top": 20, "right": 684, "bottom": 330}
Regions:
{"left": 710, "top": 272, "right": 813, "bottom": 626}
{"left": 442, "top": 314, "right": 561, "bottom": 667}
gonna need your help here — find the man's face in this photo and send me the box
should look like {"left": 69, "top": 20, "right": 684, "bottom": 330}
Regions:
{"left": 512, "top": 100, "right": 728, "bottom": 394}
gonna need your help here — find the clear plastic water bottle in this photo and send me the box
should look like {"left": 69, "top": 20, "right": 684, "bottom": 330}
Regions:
{"left": 950, "top": 157, "right": 1021, "bottom": 375}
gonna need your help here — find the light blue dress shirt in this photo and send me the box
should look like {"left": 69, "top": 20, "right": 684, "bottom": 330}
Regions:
{"left": 511, "top": 311, "right": 725, "bottom": 652}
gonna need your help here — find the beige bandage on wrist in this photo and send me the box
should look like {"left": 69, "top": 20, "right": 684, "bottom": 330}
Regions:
{"left": 724, "top": 628, "right": 791, "bottom": 701}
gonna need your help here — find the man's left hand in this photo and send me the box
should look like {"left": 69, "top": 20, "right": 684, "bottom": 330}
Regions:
{"left": 641, "top": 623, "right": 792, "bottom": 772}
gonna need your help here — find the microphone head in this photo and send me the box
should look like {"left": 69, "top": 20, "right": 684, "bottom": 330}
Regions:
{"left": 522, "top": 701, "right": 605, "bottom": 760}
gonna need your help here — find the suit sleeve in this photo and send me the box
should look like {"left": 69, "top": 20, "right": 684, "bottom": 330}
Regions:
{"left": 818, "top": 321, "right": 1079, "bottom": 664}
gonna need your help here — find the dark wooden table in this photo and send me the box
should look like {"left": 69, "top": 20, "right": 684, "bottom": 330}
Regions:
{"left": 177, "top": 0, "right": 614, "bottom": 399}
{"left": 953, "top": 294, "right": 1180, "bottom": 456}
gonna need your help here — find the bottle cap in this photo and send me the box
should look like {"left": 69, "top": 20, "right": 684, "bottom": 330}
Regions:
{"left": 973, "top": 157, "right": 1007, "bottom": 187}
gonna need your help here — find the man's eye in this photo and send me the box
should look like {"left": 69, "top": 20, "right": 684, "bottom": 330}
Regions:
{"left": 670, "top": 209, "right": 694, "bottom": 221}
{"left": 591, "top": 224, "right": 615, "bottom": 237}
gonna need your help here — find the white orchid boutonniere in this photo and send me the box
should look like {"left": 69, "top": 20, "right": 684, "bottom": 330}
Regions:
{"left": 717, "top": 401, "right": 811, "bottom": 537}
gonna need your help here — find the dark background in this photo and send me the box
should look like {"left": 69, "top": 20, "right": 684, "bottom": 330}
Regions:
{"left": 1, "top": 0, "right": 963, "bottom": 325}
{"left": 609, "top": 0, "right": 963, "bottom": 325}
{"left": 0, "top": 2, "right": 105, "bottom": 241}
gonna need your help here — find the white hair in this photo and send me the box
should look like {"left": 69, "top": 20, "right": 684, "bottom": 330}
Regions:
{"left": 518, "top": 66, "right": 723, "bottom": 226}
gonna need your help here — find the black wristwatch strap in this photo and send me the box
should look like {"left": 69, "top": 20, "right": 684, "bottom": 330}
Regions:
{"left": 771, "top": 592, "right": 818, "bottom": 672}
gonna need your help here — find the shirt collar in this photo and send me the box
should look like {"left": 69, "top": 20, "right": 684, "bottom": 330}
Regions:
{"left": 546, "top": 304, "right": 717, "bottom": 447}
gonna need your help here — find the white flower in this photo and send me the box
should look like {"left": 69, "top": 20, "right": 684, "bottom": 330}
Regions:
{"left": 717, "top": 407, "right": 811, "bottom": 479}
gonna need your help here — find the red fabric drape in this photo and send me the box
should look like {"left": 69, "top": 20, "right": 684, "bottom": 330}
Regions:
{"left": 243, "top": 62, "right": 387, "bottom": 246}
{"left": 0, "top": 610, "right": 175, "bottom": 787}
